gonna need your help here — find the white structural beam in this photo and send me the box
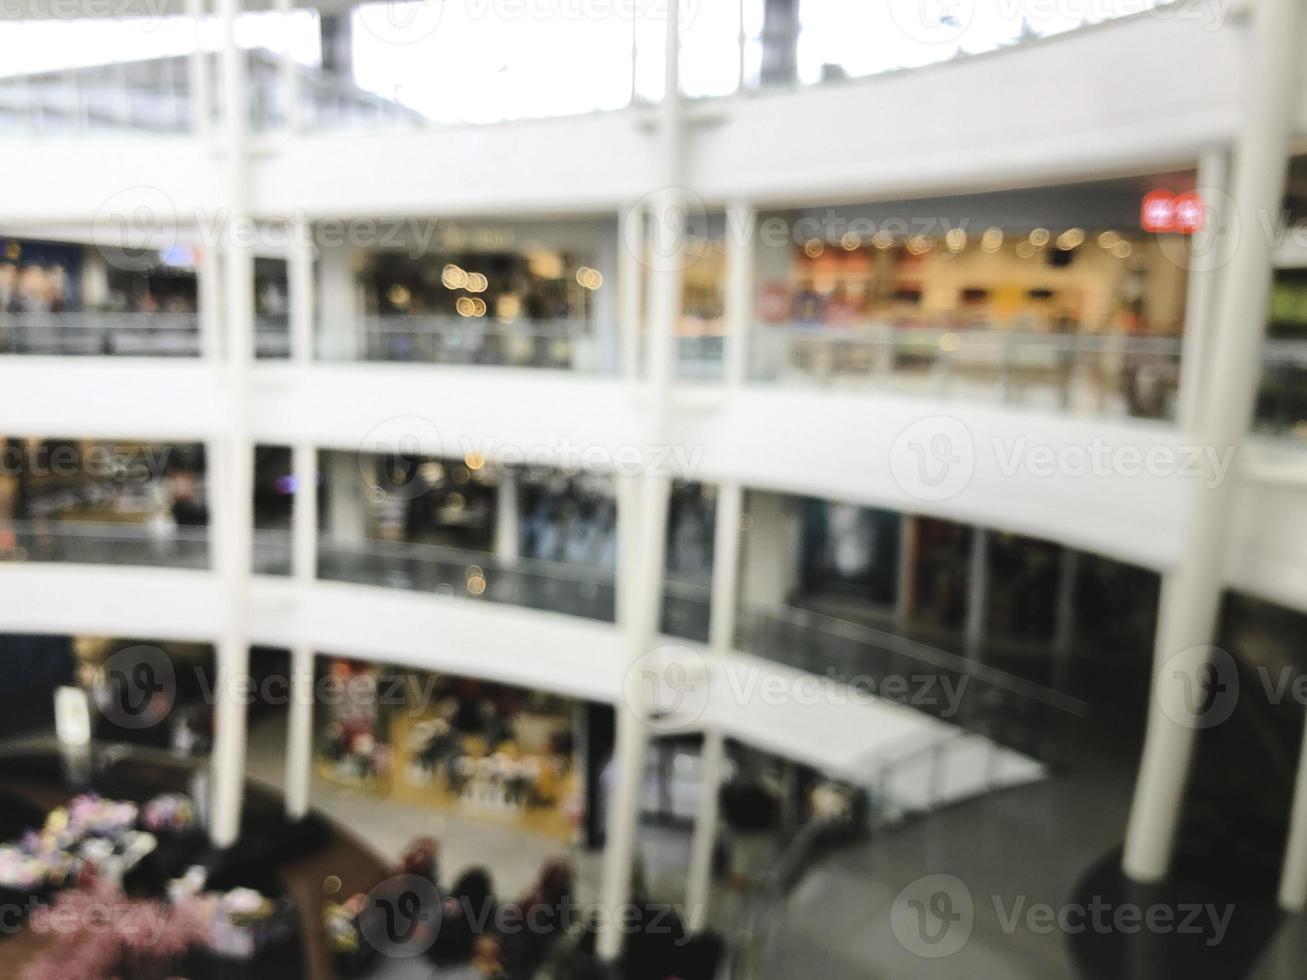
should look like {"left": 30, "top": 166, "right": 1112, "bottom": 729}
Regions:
{"left": 1175, "top": 148, "right": 1231, "bottom": 431}
{"left": 1123, "top": 0, "right": 1304, "bottom": 883}
{"left": 288, "top": 213, "right": 314, "bottom": 363}
{"left": 285, "top": 441, "right": 317, "bottom": 820}
{"left": 209, "top": 0, "right": 255, "bottom": 849}
{"left": 185, "top": 0, "right": 210, "bottom": 140}
{"left": 495, "top": 467, "right": 521, "bottom": 563}
{"left": 618, "top": 200, "right": 644, "bottom": 381}
{"left": 722, "top": 201, "right": 754, "bottom": 388}
{"left": 685, "top": 480, "right": 743, "bottom": 932}
{"left": 597, "top": 1, "right": 684, "bottom": 961}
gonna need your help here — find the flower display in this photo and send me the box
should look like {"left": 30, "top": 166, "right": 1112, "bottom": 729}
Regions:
{"left": 140, "top": 793, "right": 197, "bottom": 834}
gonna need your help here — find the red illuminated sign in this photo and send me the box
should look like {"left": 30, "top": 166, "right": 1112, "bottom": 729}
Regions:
{"left": 1141, "top": 190, "right": 1206, "bottom": 234}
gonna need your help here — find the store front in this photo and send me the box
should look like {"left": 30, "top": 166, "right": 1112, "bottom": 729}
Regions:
{"left": 749, "top": 174, "right": 1197, "bottom": 419}
{"left": 315, "top": 661, "right": 585, "bottom": 843}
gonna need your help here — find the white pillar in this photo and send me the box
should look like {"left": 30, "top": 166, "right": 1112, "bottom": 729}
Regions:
{"left": 185, "top": 0, "right": 210, "bottom": 139}
{"left": 318, "top": 243, "right": 359, "bottom": 359}
{"left": 285, "top": 442, "right": 317, "bottom": 820}
{"left": 739, "top": 491, "right": 799, "bottom": 611}
{"left": 722, "top": 201, "right": 754, "bottom": 388}
{"left": 618, "top": 201, "right": 644, "bottom": 381}
{"left": 495, "top": 468, "right": 520, "bottom": 563}
{"left": 199, "top": 246, "right": 223, "bottom": 360}
{"left": 288, "top": 215, "right": 314, "bottom": 363}
{"left": 1175, "top": 148, "right": 1231, "bottom": 432}
{"left": 685, "top": 729, "right": 724, "bottom": 932}
{"left": 326, "top": 451, "right": 368, "bottom": 542}
{"left": 598, "top": 1, "right": 684, "bottom": 960}
{"left": 592, "top": 218, "right": 622, "bottom": 374}
{"left": 1123, "top": 0, "right": 1303, "bottom": 883}
{"left": 685, "top": 481, "right": 742, "bottom": 932}
{"left": 275, "top": 0, "right": 302, "bottom": 133}
{"left": 964, "top": 527, "right": 989, "bottom": 661}
{"left": 209, "top": 0, "right": 255, "bottom": 849}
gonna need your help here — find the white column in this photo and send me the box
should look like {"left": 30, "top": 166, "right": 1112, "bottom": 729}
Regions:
{"left": 964, "top": 527, "right": 989, "bottom": 661}
{"left": 288, "top": 214, "right": 314, "bottom": 363}
{"left": 1123, "top": 0, "right": 1303, "bottom": 883}
{"left": 685, "top": 480, "right": 742, "bottom": 932}
{"left": 317, "top": 243, "right": 359, "bottom": 359}
{"left": 598, "top": 1, "right": 684, "bottom": 960}
{"left": 739, "top": 491, "right": 799, "bottom": 610}
{"left": 1175, "top": 148, "right": 1231, "bottom": 432}
{"left": 275, "top": 0, "right": 302, "bottom": 133}
{"left": 592, "top": 218, "right": 622, "bottom": 374}
{"left": 495, "top": 467, "right": 520, "bottom": 563}
{"left": 285, "top": 441, "right": 317, "bottom": 820}
{"left": 618, "top": 201, "right": 644, "bottom": 381}
{"left": 209, "top": 0, "right": 255, "bottom": 849}
{"left": 185, "top": 0, "right": 210, "bottom": 139}
{"left": 326, "top": 451, "right": 368, "bottom": 542}
{"left": 722, "top": 201, "right": 754, "bottom": 388}
{"left": 199, "top": 247, "right": 223, "bottom": 360}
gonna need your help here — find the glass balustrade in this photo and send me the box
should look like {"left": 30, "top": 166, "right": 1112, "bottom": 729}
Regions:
{"left": 0, "top": 312, "right": 201, "bottom": 357}
{"left": 736, "top": 603, "right": 1088, "bottom": 762}
{"left": 749, "top": 326, "right": 1184, "bottom": 421}
{"left": 0, "top": 520, "right": 208, "bottom": 569}
{"left": 316, "top": 316, "right": 610, "bottom": 371}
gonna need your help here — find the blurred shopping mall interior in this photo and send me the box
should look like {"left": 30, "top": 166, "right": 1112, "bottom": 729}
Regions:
{"left": 1, "top": 0, "right": 1307, "bottom": 977}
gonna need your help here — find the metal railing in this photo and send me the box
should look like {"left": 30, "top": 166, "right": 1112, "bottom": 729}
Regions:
{"left": 0, "top": 311, "right": 293, "bottom": 358}
{"left": 317, "top": 316, "right": 608, "bottom": 371}
{"left": 0, "top": 519, "right": 208, "bottom": 568}
{"left": 736, "top": 603, "right": 1088, "bottom": 763}
{"left": 749, "top": 325, "right": 1184, "bottom": 420}
{"left": 0, "top": 312, "right": 201, "bottom": 356}
{"left": 315, "top": 536, "right": 711, "bottom": 638}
